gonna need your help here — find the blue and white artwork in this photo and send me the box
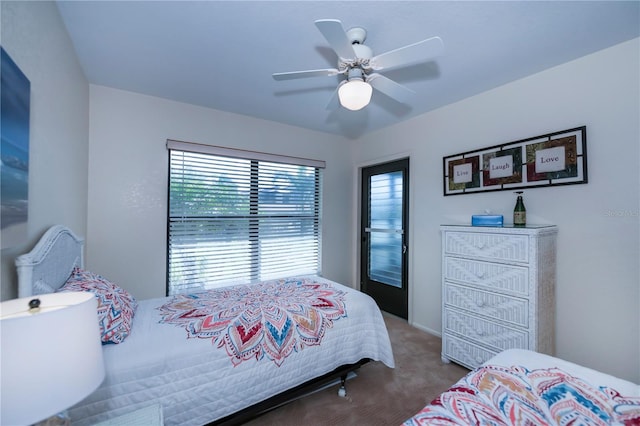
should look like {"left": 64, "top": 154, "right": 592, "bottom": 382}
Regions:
{"left": 1, "top": 48, "right": 30, "bottom": 248}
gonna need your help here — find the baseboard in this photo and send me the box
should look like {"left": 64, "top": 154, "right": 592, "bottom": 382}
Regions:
{"left": 382, "top": 311, "right": 441, "bottom": 338}
{"left": 409, "top": 322, "right": 441, "bottom": 338}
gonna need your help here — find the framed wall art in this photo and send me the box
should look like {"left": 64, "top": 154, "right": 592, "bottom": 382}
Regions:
{"left": 443, "top": 126, "right": 587, "bottom": 196}
{"left": 1, "top": 48, "right": 31, "bottom": 248}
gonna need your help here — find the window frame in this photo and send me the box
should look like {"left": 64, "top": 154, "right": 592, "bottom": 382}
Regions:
{"left": 166, "top": 140, "right": 325, "bottom": 295}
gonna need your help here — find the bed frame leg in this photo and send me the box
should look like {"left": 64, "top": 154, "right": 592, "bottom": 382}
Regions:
{"left": 337, "top": 373, "right": 347, "bottom": 397}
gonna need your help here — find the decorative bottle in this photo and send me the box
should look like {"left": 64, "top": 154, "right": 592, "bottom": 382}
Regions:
{"left": 513, "top": 191, "right": 526, "bottom": 227}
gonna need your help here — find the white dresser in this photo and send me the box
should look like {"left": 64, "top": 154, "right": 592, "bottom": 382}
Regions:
{"left": 440, "top": 225, "right": 557, "bottom": 370}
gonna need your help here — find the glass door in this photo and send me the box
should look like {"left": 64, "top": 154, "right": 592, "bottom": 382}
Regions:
{"left": 360, "top": 158, "right": 409, "bottom": 319}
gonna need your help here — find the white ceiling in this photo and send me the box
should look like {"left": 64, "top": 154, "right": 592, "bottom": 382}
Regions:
{"left": 56, "top": 1, "right": 639, "bottom": 139}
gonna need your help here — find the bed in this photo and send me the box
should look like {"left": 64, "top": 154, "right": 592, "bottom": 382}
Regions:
{"left": 403, "top": 348, "right": 640, "bottom": 425}
{"left": 15, "top": 225, "right": 395, "bottom": 425}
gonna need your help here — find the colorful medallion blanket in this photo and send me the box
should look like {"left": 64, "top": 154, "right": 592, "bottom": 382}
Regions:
{"left": 157, "top": 277, "right": 347, "bottom": 367}
{"left": 404, "top": 364, "right": 640, "bottom": 426}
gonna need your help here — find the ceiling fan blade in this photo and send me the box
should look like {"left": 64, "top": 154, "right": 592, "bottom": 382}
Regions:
{"left": 369, "top": 36, "right": 444, "bottom": 71}
{"left": 367, "top": 74, "right": 415, "bottom": 104}
{"left": 325, "top": 88, "right": 340, "bottom": 110}
{"left": 314, "top": 19, "right": 356, "bottom": 60}
{"left": 272, "top": 68, "right": 341, "bottom": 81}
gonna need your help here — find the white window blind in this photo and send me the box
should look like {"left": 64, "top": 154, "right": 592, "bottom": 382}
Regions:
{"left": 167, "top": 142, "right": 323, "bottom": 295}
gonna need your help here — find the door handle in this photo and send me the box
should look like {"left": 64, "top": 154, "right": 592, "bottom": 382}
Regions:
{"left": 365, "top": 227, "right": 404, "bottom": 234}
{"left": 403, "top": 244, "right": 407, "bottom": 254}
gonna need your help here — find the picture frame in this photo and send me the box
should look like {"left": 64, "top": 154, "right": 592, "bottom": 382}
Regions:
{"left": 443, "top": 126, "right": 587, "bottom": 196}
{"left": 1, "top": 48, "right": 31, "bottom": 248}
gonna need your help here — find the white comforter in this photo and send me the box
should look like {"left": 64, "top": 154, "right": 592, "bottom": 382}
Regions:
{"left": 487, "top": 349, "right": 639, "bottom": 397}
{"left": 69, "top": 276, "right": 394, "bottom": 425}
{"left": 403, "top": 349, "right": 639, "bottom": 426}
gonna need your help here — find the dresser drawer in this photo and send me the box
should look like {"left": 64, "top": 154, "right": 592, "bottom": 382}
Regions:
{"left": 442, "top": 333, "right": 497, "bottom": 370}
{"left": 444, "top": 231, "right": 529, "bottom": 263}
{"left": 443, "top": 256, "right": 529, "bottom": 296}
{"left": 444, "top": 283, "right": 529, "bottom": 328}
{"left": 444, "top": 307, "right": 529, "bottom": 352}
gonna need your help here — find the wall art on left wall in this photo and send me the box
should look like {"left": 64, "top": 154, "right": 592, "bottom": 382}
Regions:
{"left": 1, "top": 48, "right": 30, "bottom": 248}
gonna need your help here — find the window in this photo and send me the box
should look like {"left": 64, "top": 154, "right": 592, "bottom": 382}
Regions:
{"left": 167, "top": 140, "right": 324, "bottom": 295}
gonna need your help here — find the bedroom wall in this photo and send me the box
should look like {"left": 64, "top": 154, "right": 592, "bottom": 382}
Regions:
{"left": 86, "top": 85, "right": 353, "bottom": 301}
{"left": 0, "top": 1, "right": 89, "bottom": 300}
{"left": 352, "top": 38, "right": 640, "bottom": 382}
{"left": 4, "top": 0, "right": 637, "bottom": 384}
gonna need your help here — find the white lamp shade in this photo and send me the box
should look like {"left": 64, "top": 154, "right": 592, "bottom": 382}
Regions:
{"left": 338, "top": 79, "right": 373, "bottom": 111}
{"left": 1, "top": 292, "right": 105, "bottom": 425}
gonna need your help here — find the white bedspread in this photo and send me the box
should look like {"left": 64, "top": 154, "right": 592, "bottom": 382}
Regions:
{"left": 486, "top": 349, "right": 639, "bottom": 397}
{"left": 69, "top": 277, "right": 394, "bottom": 426}
{"left": 404, "top": 349, "right": 639, "bottom": 425}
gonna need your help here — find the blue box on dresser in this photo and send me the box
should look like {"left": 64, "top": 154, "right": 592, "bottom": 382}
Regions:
{"left": 471, "top": 215, "right": 503, "bottom": 227}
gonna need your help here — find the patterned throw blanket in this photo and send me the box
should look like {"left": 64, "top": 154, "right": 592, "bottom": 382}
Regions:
{"left": 157, "top": 277, "right": 347, "bottom": 366}
{"left": 404, "top": 364, "right": 640, "bottom": 426}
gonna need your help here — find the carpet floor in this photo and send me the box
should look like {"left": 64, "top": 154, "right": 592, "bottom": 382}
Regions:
{"left": 243, "top": 313, "right": 469, "bottom": 425}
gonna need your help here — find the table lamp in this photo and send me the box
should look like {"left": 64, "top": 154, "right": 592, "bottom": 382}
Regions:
{"left": 1, "top": 291, "right": 105, "bottom": 425}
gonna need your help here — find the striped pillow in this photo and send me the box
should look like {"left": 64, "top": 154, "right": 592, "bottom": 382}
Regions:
{"left": 59, "top": 267, "right": 137, "bottom": 344}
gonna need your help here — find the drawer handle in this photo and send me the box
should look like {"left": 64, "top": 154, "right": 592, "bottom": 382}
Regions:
{"left": 476, "top": 242, "right": 486, "bottom": 249}
{"left": 475, "top": 329, "right": 485, "bottom": 336}
{"left": 476, "top": 272, "right": 486, "bottom": 279}
{"left": 476, "top": 356, "right": 484, "bottom": 364}
{"left": 476, "top": 300, "right": 485, "bottom": 308}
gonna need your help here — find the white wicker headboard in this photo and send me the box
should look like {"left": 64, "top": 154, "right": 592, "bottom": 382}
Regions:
{"left": 15, "top": 225, "right": 84, "bottom": 297}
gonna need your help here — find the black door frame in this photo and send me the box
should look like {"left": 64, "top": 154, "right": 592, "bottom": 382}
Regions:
{"left": 359, "top": 157, "right": 409, "bottom": 319}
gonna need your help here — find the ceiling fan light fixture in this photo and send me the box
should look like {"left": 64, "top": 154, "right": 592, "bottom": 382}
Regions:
{"left": 338, "top": 77, "right": 373, "bottom": 111}
{"left": 273, "top": 19, "right": 446, "bottom": 112}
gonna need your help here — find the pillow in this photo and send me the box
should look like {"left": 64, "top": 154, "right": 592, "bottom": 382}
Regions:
{"left": 58, "top": 267, "right": 138, "bottom": 344}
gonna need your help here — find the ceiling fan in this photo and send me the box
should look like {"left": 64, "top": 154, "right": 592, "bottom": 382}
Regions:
{"left": 273, "top": 19, "right": 445, "bottom": 111}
